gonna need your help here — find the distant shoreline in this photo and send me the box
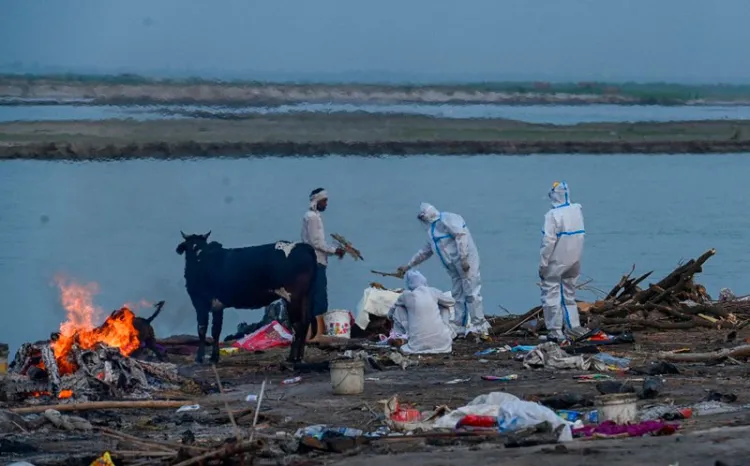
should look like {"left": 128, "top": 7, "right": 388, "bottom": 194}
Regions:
{"left": 2, "top": 114, "right": 750, "bottom": 159}
{"left": 3, "top": 73, "right": 750, "bottom": 107}
{"left": 3, "top": 140, "right": 750, "bottom": 160}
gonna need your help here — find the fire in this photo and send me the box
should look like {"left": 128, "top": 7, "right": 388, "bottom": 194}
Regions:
{"left": 29, "top": 390, "right": 73, "bottom": 399}
{"left": 52, "top": 276, "right": 141, "bottom": 374}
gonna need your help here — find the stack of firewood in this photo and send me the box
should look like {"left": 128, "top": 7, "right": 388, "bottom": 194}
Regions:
{"left": 493, "top": 248, "right": 750, "bottom": 335}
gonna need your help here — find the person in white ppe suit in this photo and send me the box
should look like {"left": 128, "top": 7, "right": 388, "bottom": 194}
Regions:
{"left": 539, "top": 181, "right": 587, "bottom": 342}
{"left": 397, "top": 203, "right": 490, "bottom": 336}
{"left": 388, "top": 270, "right": 456, "bottom": 354}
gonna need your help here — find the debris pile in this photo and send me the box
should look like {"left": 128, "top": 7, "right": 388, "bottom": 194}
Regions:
{"left": 495, "top": 249, "right": 750, "bottom": 335}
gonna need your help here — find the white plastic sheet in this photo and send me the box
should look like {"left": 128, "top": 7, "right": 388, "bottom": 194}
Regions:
{"left": 433, "top": 391, "right": 573, "bottom": 442}
{"left": 354, "top": 287, "right": 401, "bottom": 330}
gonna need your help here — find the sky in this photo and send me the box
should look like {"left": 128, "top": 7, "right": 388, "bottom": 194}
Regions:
{"left": 1, "top": 0, "right": 749, "bottom": 83}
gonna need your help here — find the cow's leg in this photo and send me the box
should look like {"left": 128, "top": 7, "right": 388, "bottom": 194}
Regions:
{"left": 296, "top": 292, "right": 311, "bottom": 362}
{"left": 209, "top": 309, "right": 225, "bottom": 363}
{"left": 194, "top": 300, "right": 211, "bottom": 364}
{"left": 286, "top": 293, "right": 304, "bottom": 363}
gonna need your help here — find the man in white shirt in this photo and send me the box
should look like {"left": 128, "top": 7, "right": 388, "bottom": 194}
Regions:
{"left": 301, "top": 188, "right": 344, "bottom": 338}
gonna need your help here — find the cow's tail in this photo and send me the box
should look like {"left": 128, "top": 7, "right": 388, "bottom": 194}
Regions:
{"left": 145, "top": 300, "right": 166, "bottom": 324}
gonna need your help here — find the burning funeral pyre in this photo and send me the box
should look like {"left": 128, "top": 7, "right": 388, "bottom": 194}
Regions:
{"left": 4, "top": 277, "right": 185, "bottom": 403}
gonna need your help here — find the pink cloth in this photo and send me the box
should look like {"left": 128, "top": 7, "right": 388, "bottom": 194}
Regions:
{"left": 573, "top": 420, "right": 678, "bottom": 438}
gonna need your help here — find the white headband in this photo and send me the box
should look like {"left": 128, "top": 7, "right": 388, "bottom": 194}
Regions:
{"left": 309, "top": 190, "right": 328, "bottom": 210}
{"left": 310, "top": 190, "right": 328, "bottom": 203}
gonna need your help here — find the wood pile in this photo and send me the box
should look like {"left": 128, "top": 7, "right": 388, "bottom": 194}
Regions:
{"left": 4, "top": 341, "right": 192, "bottom": 403}
{"left": 493, "top": 248, "right": 750, "bottom": 335}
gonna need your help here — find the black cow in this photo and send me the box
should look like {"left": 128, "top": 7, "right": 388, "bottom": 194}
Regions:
{"left": 176, "top": 231, "right": 317, "bottom": 364}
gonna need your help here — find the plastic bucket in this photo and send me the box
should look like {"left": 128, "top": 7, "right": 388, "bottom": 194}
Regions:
{"left": 595, "top": 393, "right": 637, "bottom": 424}
{"left": 323, "top": 310, "right": 352, "bottom": 338}
{"left": 330, "top": 359, "right": 364, "bottom": 395}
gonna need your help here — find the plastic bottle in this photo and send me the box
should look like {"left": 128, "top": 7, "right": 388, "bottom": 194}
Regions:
{"left": 592, "top": 353, "right": 631, "bottom": 369}
{"left": 281, "top": 376, "right": 302, "bottom": 385}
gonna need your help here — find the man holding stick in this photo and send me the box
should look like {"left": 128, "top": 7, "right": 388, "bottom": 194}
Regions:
{"left": 301, "top": 188, "right": 345, "bottom": 339}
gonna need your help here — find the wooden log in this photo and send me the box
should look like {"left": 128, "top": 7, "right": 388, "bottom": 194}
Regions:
{"left": 650, "top": 274, "right": 691, "bottom": 304}
{"left": 600, "top": 318, "right": 700, "bottom": 330}
{"left": 633, "top": 249, "right": 716, "bottom": 304}
{"left": 617, "top": 271, "right": 653, "bottom": 301}
{"left": 10, "top": 399, "right": 190, "bottom": 414}
{"left": 605, "top": 265, "right": 635, "bottom": 300}
{"left": 647, "top": 303, "right": 717, "bottom": 328}
{"left": 679, "top": 304, "right": 732, "bottom": 319}
{"left": 657, "top": 344, "right": 750, "bottom": 363}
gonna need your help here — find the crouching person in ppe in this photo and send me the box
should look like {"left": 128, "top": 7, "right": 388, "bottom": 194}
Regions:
{"left": 388, "top": 270, "right": 455, "bottom": 354}
{"left": 539, "top": 181, "right": 588, "bottom": 343}
{"left": 397, "top": 202, "right": 490, "bottom": 337}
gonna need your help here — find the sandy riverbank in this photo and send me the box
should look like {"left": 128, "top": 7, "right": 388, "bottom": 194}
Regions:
{"left": 1, "top": 114, "right": 750, "bottom": 159}
{"left": 3, "top": 75, "right": 750, "bottom": 106}
{"left": 3, "top": 331, "right": 750, "bottom": 465}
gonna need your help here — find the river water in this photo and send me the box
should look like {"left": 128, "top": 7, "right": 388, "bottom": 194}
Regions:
{"left": 1, "top": 154, "right": 749, "bottom": 352}
{"left": 3, "top": 103, "right": 750, "bottom": 124}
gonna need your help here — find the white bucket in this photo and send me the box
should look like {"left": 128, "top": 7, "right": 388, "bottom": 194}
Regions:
{"left": 595, "top": 393, "right": 637, "bottom": 424}
{"left": 323, "top": 309, "right": 352, "bottom": 338}
{"left": 330, "top": 359, "right": 365, "bottom": 395}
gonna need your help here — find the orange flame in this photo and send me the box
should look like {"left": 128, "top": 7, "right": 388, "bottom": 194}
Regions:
{"left": 29, "top": 390, "right": 73, "bottom": 399}
{"left": 52, "top": 276, "right": 141, "bottom": 374}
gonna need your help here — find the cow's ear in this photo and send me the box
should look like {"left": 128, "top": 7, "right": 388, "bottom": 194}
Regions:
{"left": 203, "top": 231, "right": 211, "bottom": 240}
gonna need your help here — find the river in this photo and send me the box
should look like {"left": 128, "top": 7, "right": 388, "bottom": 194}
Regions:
{"left": 3, "top": 103, "right": 750, "bottom": 124}
{"left": 1, "top": 154, "right": 748, "bottom": 352}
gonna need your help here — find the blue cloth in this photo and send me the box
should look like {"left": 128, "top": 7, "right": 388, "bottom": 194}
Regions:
{"left": 311, "top": 264, "right": 328, "bottom": 317}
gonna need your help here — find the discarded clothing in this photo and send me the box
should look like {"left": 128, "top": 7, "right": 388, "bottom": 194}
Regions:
{"left": 388, "top": 270, "right": 455, "bottom": 354}
{"left": 524, "top": 342, "right": 586, "bottom": 370}
{"left": 573, "top": 420, "right": 678, "bottom": 438}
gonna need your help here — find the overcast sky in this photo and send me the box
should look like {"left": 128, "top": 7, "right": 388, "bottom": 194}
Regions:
{"left": 1, "top": 0, "right": 748, "bottom": 82}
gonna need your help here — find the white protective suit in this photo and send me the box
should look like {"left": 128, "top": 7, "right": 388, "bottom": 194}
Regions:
{"left": 539, "top": 181, "right": 585, "bottom": 337}
{"left": 388, "top": 270, "right": 455, "bottom": 354}
{"left": 406, "top": 203, "right": 489, "bottom": 334}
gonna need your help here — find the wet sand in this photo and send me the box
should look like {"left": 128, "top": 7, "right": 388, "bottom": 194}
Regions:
{"left": 5, "top": 330, "right": 750, "bottom": 465}
{"left": 1, "top": 114, "right": 750, "bottom": 159}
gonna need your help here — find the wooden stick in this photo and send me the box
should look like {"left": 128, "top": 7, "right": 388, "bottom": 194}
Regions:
{"left": 10, "top": 399, "right": 189, "bottom": 414}
{"left": 101, "top": 432, "right": 175, "bottom": 453}
{"left": 371, "top": 269, "right": 404, "bottom": 279}
{"left": 212, "top": 364, "right": 242, "bottom": 442}
{"left": 98, "top": 426, "right": 208, "bottom": 452}
{"left": 606, "top": 264, "right": 636, "bottom": 299}
{"left": 172, "top": 439, "right": 265, "bottom": 466}
{"left": 249, "top": 379, "right": 267, "bottom": 443}
{"left": 111, "top": 450, "right": 177, "bottom": 458}
{"left": 502, "top": 306, "right": 543, "bottom": 335}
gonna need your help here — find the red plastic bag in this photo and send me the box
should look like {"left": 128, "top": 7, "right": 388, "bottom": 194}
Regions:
{"left": 232, "top": 320, "right": 293, "bottom": 351}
